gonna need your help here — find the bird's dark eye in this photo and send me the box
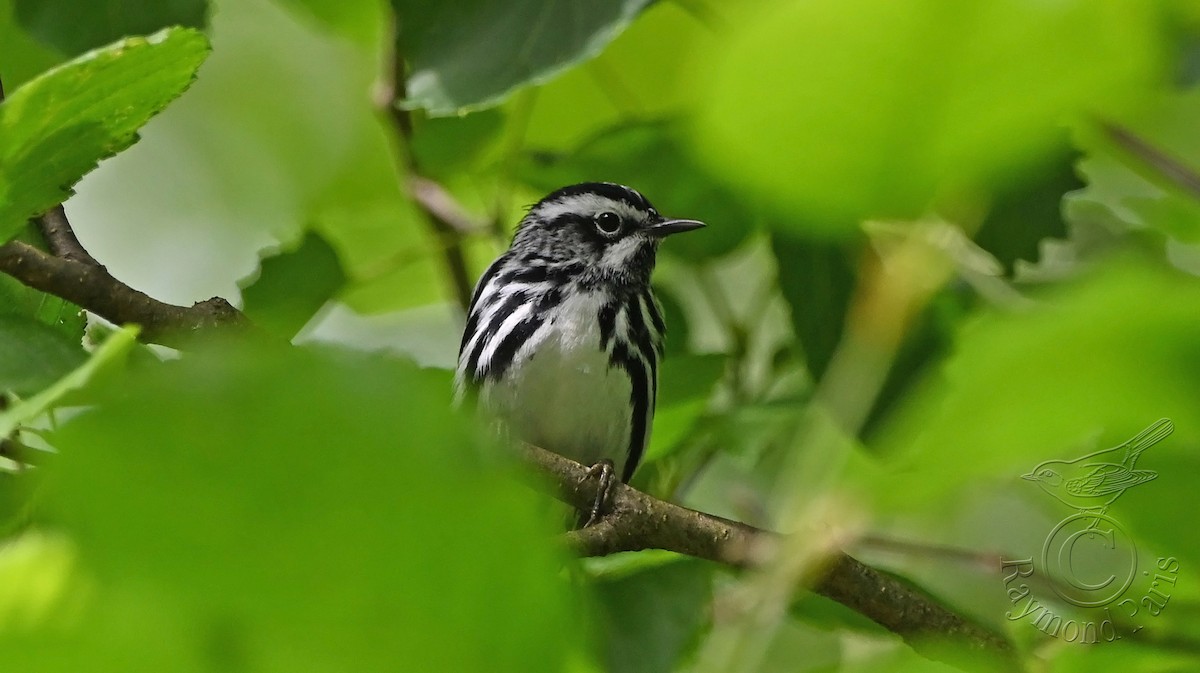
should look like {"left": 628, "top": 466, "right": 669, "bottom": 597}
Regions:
{"left": 595, "top": 211, "right": 622, "bottom": 236}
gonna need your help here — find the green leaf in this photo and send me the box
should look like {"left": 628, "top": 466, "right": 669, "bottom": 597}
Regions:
{"left": 0, "top": 27, "right": 210, "bottom": 241}
{"left": 644, "top": 354, "right": 725, "bottom": 463}
{"left": 13, "top": 0, "right": 208, "bottom": 56}
{"left": 410, "top": 109, "right": 506, "bottom": 177}
{"left": 875, "top": 259, "right": 1200, "bottom": 511}
{"left": 0, "top": 0, "right": 62, "bottom": 89}
{"left": 1067, "top": 90, "right": 1200, "bottom": 246}
{"left": 0, "top": 316, "right": 87, "bottom": 397}
{"left": 29, "top": 343, "right": 573, "bottom": 671}
{"left": 510, "top": 0, "right": 722, "bottom": 151}
{"left": 971, "top": 144, "right": 1078, "bottom": 273}
{"left": 239, "top": 231, "right": 347, "bottom": 340}
{"left": 692, "top": 0, "right": 1165, "bottom": 235}
{"left": 395, "top": 0, "right": 653, "bottom": 116}
{"left": 519, "top": 121, "right": 754, "bottom": 258}
{"left": 0, "top": 271, "right": 86, "bottom": 344}
{"left": 0, "top": 531, "right": 81, "bottom": 631}
{"left": 593, "top": 558, "right": 712, "bottom": 673}
{"left": 0, "top": 326, "right": 138, "bottom": 439}
{"left": 0, "top": 471, "right": 39, "bottom": 537}
{"left": 272, "top": 0, "right": 382, "bottom": 45}
{"left": 771, "top": 233, "right": 857, "bottom": 381}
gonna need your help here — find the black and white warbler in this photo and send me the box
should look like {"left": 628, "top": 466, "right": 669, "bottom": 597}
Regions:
{"left": 455, "top": 182, "right": 704, "bottom": 523}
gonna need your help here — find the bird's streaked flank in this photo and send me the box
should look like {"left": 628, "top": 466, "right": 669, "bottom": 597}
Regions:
{"left": 455, "top": 182, "right": 704, "bottom": 524}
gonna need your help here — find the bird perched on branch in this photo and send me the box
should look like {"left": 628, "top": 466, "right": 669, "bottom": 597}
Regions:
{"left": 455, "top": 183, "right": 704, "bottom": 524}
{"left": 1022, "top": 418, "right": 1171, "bottom": 513}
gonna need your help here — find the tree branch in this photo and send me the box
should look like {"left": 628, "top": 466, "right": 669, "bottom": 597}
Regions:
{"left": 520, "top": 443, "right": 1017, "bottom": 666}
{"left": 0, "top": 239, "right": 247, "bottom": 347}
{"left": 0, "top": 75, "right": 247, "bottom": 348}
{"left": 36, "top": 204, "right": 100, "bottom": 266}
{"left": 375, "top": 13, "right": 479, "bottom": 312}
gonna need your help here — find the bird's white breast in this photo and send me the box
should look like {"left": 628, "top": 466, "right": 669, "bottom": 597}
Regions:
{"left": 479, "top": 289, "right": 633, "bottom": 474}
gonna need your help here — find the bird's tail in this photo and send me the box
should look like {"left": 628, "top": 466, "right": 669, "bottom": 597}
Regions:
{"left": 1119, "top": 418, "right": 1174, "bottom": 462}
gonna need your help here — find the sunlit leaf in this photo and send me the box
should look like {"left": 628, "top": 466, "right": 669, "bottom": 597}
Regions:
{"left": 0, "top": 27, "right": 209, "bottom": 241}
{"left": 692, "top": 0, "right": 1165, "bottom": 235}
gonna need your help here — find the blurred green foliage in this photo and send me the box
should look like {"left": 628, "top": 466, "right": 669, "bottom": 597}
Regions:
{"left": 2, "top": 0, "right": 1200, "bottom": 671}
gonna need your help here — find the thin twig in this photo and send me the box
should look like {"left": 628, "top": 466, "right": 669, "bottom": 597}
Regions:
{"left": 858, "top": 534, "right": 1004, "bottom": 572}
{"left": 520, "top": 442, "right": 1017, "bottom": 663}
{"left": 376, "top": 13, "right": 478, "bottom": 312}
{"left": 1101, "top": 121, "right": 1200, "bottom": 201}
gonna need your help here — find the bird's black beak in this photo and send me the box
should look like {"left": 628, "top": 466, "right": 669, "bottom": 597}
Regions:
{"left": 645, "top": 218, "right": 705, "bottom": 238}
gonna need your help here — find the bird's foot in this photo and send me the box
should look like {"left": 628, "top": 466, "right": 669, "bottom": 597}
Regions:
{"left": 580, "top": 459, "right": 616, "bottom": 528}
{"left": 1081, "top": 507, "right": 1109, "bottom": 532}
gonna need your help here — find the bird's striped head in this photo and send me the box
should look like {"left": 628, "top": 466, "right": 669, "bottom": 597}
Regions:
{"left": 508, "top": 182, "right": 704, "bottom": 286}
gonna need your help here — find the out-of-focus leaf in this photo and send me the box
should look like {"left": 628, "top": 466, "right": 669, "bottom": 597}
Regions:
{"left": 311, "top": 201, "right": 452, "bottom": 313}
{"left": 0, "top": 272, "right": 85, "bottom": 343}
{"left": 1067, "top": 91, "right": 1200, "bottom": 245}
{"left": 692, "top": 0, "right": 1165, "bottom": 235}
{"left": 656, "top": 288, "right": 689, "bottom": 357}
{"left": 0, "top": 326, "right": 137, "bottom": 439}
{"left": 789, "top": 592, "right": 888, "bottom": 636}
{"left": 861, "top": 287, "right": 969, "bottom": 440}
{"left": 410, "top": 109, "right": 505, "bottom": 176}
{"left": 13, "top": 0, "right": 207, "bottom": 56}
{"left": 771, "top": 233, "right": 857, "bottom": 381}
{"left": 0, "top": 0, "right": 62, "bottom": 88}
{"left": 513, "top": 0, "right": 718, "bottom": 151}
{"left": 658, "top": 354, "right": 724, "bottom": 409}
{"left": 22, "top": 342, "right": 573, "bottom": 671}
{"left": 239, "top": 231, "right": 347, "bottom": 339}
{"left": 0, "top": 316, "right": 87, "bottom": 396}
{"left": 972, "top": 143, "right": 1079, "bottom": 273}
{"left": 0, "top": 531, "right": 81, "bottom": 631}
{"left": 0, "top": 27, "right": 209, "bottom": 241}
{"left": 593, "top": 557, "right": 712, "bottom": 673}
{"left": 273, "top": 0, "right": 382, "bottom": 45}
{"left": 875, "top": 259, "right": 1200, "bottom": 511}
{"left": 394, "top": 0, "right": 653, "bottom": 116}
{"left": 520, "top": 121, "right": 754, "bottom": 258}
{"left": 0, "top": 471, "right": 39, "bottom": 537}
{"left": 644, "top": 354, "right": 725, "bottom": 463}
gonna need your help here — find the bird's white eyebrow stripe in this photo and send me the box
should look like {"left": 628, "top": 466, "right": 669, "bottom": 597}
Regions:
{"left": 534, "top": 194, "right": 648, "bottom": 224}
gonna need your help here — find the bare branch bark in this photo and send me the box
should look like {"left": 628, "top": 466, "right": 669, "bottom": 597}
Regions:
{"left": 35, "top": 205, "right": 100, "bottom": 266}
{"left": 521, "top": 443, "right": 1018, "bottom": 668}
